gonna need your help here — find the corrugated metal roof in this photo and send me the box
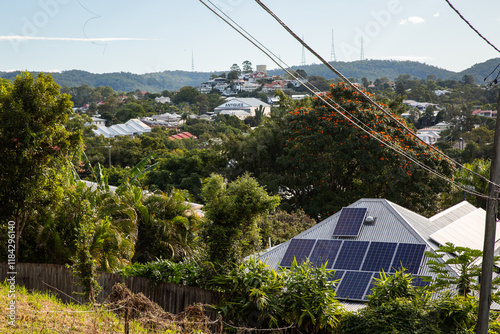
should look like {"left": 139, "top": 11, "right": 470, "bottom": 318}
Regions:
{"left": 252, "top": 198, "right": 498, "bottom": 306}
{"left": 430, "top": 208, "right": 500, "bottom": 251}
{"left": 428, "top": 201, "right": 477, "bottom": 234}
{"left": 257, "top": 198, "right": 430, "bottom": 273}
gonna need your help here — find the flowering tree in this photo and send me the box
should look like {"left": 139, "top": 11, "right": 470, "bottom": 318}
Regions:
{"left": 279, "top": 82, "right": 454, "bottom": 218}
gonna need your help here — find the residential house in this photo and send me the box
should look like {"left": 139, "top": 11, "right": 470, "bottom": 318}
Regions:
{"left": 155, "top": 96, "right": 171, "bottom": 104}
{"left": 473, "top": 109, "right": 497, "bottom": 118}
{"left": 91, "top": 116, "right": 106, "bottom": 127}
{"left": 93, "top": 119, "right": 151, "bottom": 138}
{"left": 214, "top": 97, "right": 271, "bottom": 120}
{"left": 417, "top": 129, "right": 441, "bottom": 145}
{"left": 416, "top": 122, "right": 450, "bottom": 145}
{"left": 261, "top": 80, "right": 286, "bottom": 94}
{"left": 248, "top": 71, "right": 267, "bottom": 82}
{"left": 254, "top": 198, "right": 499, "bottom": 310}
{"left": 169, "top": 132, "right": 197, "bottom": 140}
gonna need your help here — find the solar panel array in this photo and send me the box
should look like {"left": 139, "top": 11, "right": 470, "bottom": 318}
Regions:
{"left": 279, "top": 238, "right": 429, "bottom": 301}
{"left": 280, "top": 239, "right": 316, "bottom": 268}
{"left": 332, "top": 208, "right": 368, "bottom": 237}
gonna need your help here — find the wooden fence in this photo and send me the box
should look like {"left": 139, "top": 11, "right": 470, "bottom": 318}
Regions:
{"left": 0, "top": 262, "right": 221, "bottom": 318}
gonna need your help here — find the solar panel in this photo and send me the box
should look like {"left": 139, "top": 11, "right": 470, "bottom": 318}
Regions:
{"left": 362, "top": 242, "right": 398, "bottom": 272}
{"left": 332, "top": 207, "right": 368, "bottom": 237}
{"left": 328, "top": 270, "right": 345, "bottom": 283}
{"left": 309, "top": 240, "right": 343, "bottom": 268}
{"left": 280, "top": 239, "right": 316, "bottom": 267}
{"left": 363, "top": 272, "right": 381, "bottom": 300}
{"left": 391, "top": 243, "right": 426, "bottom": 274}
{"left": 336, "top": 271, "right": 374, "bottom": 300}
{"left": 412, "top": 276, "right": 431, "bottom": 288}
{"left": 333, "top": 240, "right": 369, "bottom": 270}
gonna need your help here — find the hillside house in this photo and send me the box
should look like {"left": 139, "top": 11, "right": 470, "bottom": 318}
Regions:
{"left": 473, "top": 109, "right": 497, "bottom": 118}
{"left": 93, "top": 119, "right": 151, "bottom": 138}
{"left": 254, "top": 198, "right": 499, "bottom": 310}
{"left": 214, "top": 97, "right": 271, "bottom": 120}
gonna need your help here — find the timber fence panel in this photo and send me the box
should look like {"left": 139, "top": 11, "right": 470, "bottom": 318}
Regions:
{"left": 0, "top": 263, "right": 221, "bottom": 318}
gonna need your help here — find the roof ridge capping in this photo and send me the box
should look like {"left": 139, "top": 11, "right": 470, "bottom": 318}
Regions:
{"left": 429, "top": 201, "right": 472, "bottom": 221}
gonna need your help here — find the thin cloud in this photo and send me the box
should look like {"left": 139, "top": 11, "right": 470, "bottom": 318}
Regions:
{"left": 399, "top": 16, "right": 425, "bottom": 25}
{"left": 0, "top": 35, "right": 161, "bottom": 42}
{"left": 433, "top": 11, "right": 440, "bottom": 17}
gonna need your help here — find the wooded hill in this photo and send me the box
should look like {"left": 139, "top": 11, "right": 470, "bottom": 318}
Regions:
{"left": 1, "top": 58, "right": 499, "bottom": 92}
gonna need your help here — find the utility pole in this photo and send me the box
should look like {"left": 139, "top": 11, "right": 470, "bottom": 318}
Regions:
{"left": 107, "top": 143, "right": 112, "bottom": 168}
{"left": 476, "top": 87, "right": 500, "bottom": 333}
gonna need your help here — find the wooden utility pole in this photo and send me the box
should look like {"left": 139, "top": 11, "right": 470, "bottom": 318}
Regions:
{"left": 476, "top": 87, "right": 500, "bottom": 333}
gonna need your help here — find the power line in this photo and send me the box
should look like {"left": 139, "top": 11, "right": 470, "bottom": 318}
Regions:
{"left": 444, "top": 0, "right": 500, "bottom": 54}
{"left": 253, "top": 0, "right": 499, "bottom": 189}
{"left": 198, "top": 0, "right": 492, "bottom": 200}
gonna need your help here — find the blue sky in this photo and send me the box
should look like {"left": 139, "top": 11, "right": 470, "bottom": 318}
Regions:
{"left": 0, "top": 0, "right": 499, "bottom": 74}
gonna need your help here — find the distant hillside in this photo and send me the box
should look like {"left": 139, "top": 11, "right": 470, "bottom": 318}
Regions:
{"left": 269, "top": 59, "right": 461, "bottom": 82}
{"left": 0, "top": 69, "right": 214, "bottom": 93}
{"left": 1, "top": 58, "right": 499, "bottom": 92}
{"left": 458, "top": 58, "right": 500, "bottom": 84}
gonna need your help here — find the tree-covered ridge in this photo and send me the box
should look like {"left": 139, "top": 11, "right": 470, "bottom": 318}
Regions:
{"left": 1, "top": 58, "right": 499, "bottom": 92}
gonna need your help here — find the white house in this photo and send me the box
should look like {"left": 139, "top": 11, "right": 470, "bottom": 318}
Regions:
{"left": 91, "top": 117, "right": 106, "bottom": 127}
{"left": 93, "top": 119, "right": 151, "bottom": 138}
{"left": 417, "top": 129, "right": 441, "bottom": 145}
{"left": 214, "top": 97, "right": 271, "bottom": 119}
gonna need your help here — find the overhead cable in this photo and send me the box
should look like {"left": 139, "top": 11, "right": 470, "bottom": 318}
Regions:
{"left": 254, "top": 0, "right": 499, "bottom": 189}
{"left": 199, "top": 0, "right": 493, "bottom": 200}
{"left": 444, "top": 0, "right": 500, "bottom": 54}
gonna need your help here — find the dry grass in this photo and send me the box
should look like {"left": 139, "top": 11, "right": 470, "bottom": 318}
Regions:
{"left": 0, "top": 282, "right": 163, "bottom": 333}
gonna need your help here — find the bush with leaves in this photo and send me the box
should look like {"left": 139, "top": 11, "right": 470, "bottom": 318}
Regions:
{"left": 118, "top": 258, "right": 203, "bottom": 287}
{"left": 338, "top": 269, "right": 479, "bottom": 334}
{"left": 425, "top": 242, "right": 500, "bottom": 302}
{"left": 201, "top": 173, "right": 280, "bottom": 271}
{"left": 212, "top": 258, "right": 343, "bottom": 332}
{"left": 282, "top": 260, "right": 343, "bottom": 333}
{"left": 256, "top": 209, "right": 316, "bottom": 248}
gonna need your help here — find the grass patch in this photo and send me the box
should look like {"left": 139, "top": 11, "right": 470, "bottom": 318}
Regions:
{"left": 0, "top": 281, "right": 169, "bottom": 333}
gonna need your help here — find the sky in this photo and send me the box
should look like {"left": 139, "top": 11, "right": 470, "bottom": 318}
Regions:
{"left": 0, "top": 0, "right": 499, "bottom": 75}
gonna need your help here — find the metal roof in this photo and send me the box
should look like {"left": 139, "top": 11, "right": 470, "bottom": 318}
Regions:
{"left": 253, "top": 198, "right": 500, "bottom": 307}
{"left": 430, "top": 208, "right": 500, "bottom": 251}
{"left": 258, "top": 199, "right": 430, "bottom": 273}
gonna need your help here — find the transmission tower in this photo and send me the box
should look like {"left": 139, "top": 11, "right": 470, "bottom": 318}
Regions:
{"left": 360, "top": 37, "right": 365, "bottom": 61}
{"left": 330, "top": 29, "right": 337, "bottom": 62}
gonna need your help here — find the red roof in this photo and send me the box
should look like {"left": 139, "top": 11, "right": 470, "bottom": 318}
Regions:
{"left": 169, "top": 132, "right": 198, "bottom": 140}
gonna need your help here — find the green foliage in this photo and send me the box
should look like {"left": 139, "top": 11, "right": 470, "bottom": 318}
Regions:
{"left": 211, "top": 258, "right": 285, "bottom": 328}
{"left": 339, "top": 297, "right": 429, "bottom": 334}
{"left": 201, "top": 173, "right": 280, "bottom": 269}
{"left": 425, "top": 242, "right": 500, "bottom": 301}
{"left": 69, "top": 201, "right": 101, "bottom": 302}
{"left": 282, "top": 260, "right": 343, "bottom": 333}
{"left": 426, "top": 293, "right": 478, "bottom": 334}
{"left": 0, "top": 72, "right": 83, "bottom": 261}
{"left": 145, "top": 149, "right": 224, "bottom": 202}
{"left": 338, "top": 269, "right": 478, "bottom": 334}
{"left": 212, "top": 258, "right": 343, "bottom": 332}
{"left": 118, "top": 258, "right": 202, "bottom": 287}
{"left": 172, "top": 86, "right": 200, "bottom": 104}
{"left": 256, "top": 209, "right": 316, "bottom": 248}
{"left": 135, "top": 189, "right": 202, "bottom": 262}
{"left": 367, "top": 270, "right": 428, "bottom": 307}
